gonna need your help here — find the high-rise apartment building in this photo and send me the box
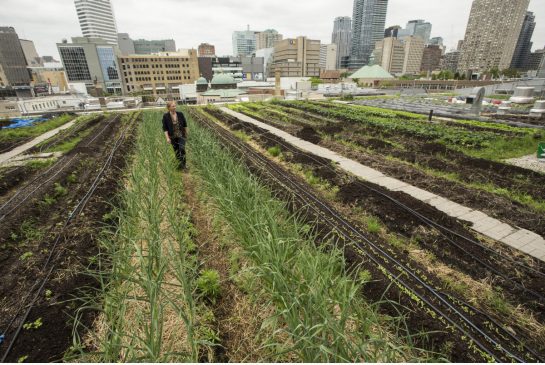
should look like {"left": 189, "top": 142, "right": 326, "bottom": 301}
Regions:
{"left": 442, "top": 50, "right": 460, "bottom": 72}
{"left": 384, "top": 25, "right": 401, "bottom": 38}
{"left": 271, "top": 37, "right": 321, "bottom": 77}
{"left": 119, "top": 50, "right": 199, "bottom": 96}
{"left": 458, "top": 0, "right": 530, "bottom": 73}
{"left": 372, "top": 37, "right": 405, "bottom": 75}
{"left": 510, "top": 11, "right": 536, "bottom": 70}
{"left": 401, "top": 36, "right": 425, "bottom": 75}
{"left": 429, "top": 37, "right": 444, "bottom": 47}
{"left": 198, "top": 43, "right": 216, "bottom": 57}
{"left": 320, "top": 44, "right": 338, "bottom": 71}
{"left": 349, "top": 0, "right": 388, "bottom": 70}
{"left": 331, "top": 16, "right": 352, "bottom": 69}
{"left": 0, "top": 27, "right": 32, "bottom": 87}
{"left": 74, "top": 0, "right": 118, "bottom": 45}
{"left": 256, "top": 29, "right": 283, "bottom": 50}
{"left": 232, "top": 28, "right": 258, "bottom": 57}
{"left": 399, "top": 20, "right": 432, "bottom": 43}
{"left": 57, "top": 37, "right": 122, "bottom": 94}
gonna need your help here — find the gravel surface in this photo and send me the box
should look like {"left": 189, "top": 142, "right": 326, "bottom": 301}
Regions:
{"left": 505, "top": 154, "right": 545, "bottom": 174}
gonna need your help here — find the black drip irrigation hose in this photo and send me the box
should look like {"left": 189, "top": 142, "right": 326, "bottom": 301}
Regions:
{"left": 192, "top": 109, "right": 542, "bottom": 363}
{"left": 228, "top": 107, "right": 545, "bottom": 280}
{"left": 0, "top": 113, "right": 135, "bottom": 362}
{"left": 0, "top": 116, "right": 119, "bottom": 222}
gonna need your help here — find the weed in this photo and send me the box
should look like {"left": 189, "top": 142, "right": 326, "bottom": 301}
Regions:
{"left": 45, "top": 289, "right": 53, "bottom": 301}
{"left": 197, "top": 269, "right": 221, "bottom": 300}
{"left": 267, "top": 145, "right": 281, "bottom": 157}
{"left": 17, "top": 355, "right": 28, "bottom": 363}
{"left": 54, "top": 182, "right": 68, "bottom": 197}
{"left": 67, "top": 173, "right": 78, "bottom": 184}
{"left": 23, "top": 317, "right": 43, "bottom": 330}
{"left": 366, "top": 216, "right": 382, "bottom": 234}
{"left": 40, "top": 194, "right": 56, "bottom": 207}
{"left": 19, "top": 220, "right": 44, "bottom": 242}
{"left": 19, "top": 251, "right": 33, "bottom": 261}
{"left": 358, "top": 270, "right": 372, "bottom": 284}
{"left": 234, "top": 130, "right": 250, "bottom": 142}
{"left": 25, "top": 159, "right": 56, "bottom": 169}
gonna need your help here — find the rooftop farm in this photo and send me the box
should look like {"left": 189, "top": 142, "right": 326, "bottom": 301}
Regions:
{"left": 1, "top": 100, "right": 544, "bottom": 362}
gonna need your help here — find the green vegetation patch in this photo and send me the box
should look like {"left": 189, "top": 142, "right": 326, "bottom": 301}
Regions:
{"left": 0, "top": 114, "right": 73, "bottom": 142}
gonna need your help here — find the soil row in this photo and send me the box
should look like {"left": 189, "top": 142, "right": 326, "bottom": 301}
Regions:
{"left": 0, "top": 114, "right": 137, "bottom": 362}
{"left": 194, "top": 107, "right": 545, "bottom": 362}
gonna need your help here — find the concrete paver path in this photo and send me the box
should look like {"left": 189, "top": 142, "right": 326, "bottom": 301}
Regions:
{"left": 0, "top": 119, "right": 76, "bottom": 165}
{"left": 221, "top": 107, "right": 545, "bottom": 262}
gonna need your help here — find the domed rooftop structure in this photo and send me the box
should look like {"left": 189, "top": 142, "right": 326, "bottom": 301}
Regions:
{"left": 196, "top": 76, "right": 209, "bottom": 92}
{"left": 210, "top": 73, "right": 237, "bottom": 90}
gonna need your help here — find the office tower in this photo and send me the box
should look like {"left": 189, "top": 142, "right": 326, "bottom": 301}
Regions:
{"left": 0, "top": 27, "right": 31, "bottom": 87}
{"left": 400, "top": 36, "right": 425, "bottom": 75}
{"left": 232, "top": 27, "right": 258, "bottom": 57}
{"left": 384, "top": 25, "right": 401, "bottom": 38}
{"left": 349, "top": 0, "right": 388, "bottom": 69}
{"left": 442, "top": 50, "right": 460, "bottom": 72}
{"left": 510, "top": 11, "right": 536, "bottom": 70}
{"left": 458, "top": 0, "right": 530, "bottom": 73}
{"left": 429, "top": 37, "right": 444, "bottom": 47}
{"left": 256, "top": 29, "right": 283, "bottom": 50}
{"left": 331, "top": 16, "right": 352, "bottom": 69}
{"left": 19, "top": 39, "right": 41, "bottom": 66}
{"left": 320, "top": 44, "right": 338, "bottom": 71}
{"left": 74, "top": 0, "right": 118, "bottom": 45}
{"left": 420, "top": 44, "right": 443, "bottom": 72}
{"left": 399, "top": 20, "right": 432, "bottom": 43}
{"left": 271, "top": 37, "right": 321, "bottom": 77}
{"left": 57, "top": 37, "right": 122, "bottom": 94}
{"left": 372, "top": 37, "right": 404, "bottom": 75}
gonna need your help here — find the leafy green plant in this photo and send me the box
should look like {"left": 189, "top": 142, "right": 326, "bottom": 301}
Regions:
{"left": 197, "top": 269, "right": 221, "bottom": 300}
{"left": 267, "top": 145, "right": 281, "bottom": 157}
{"left": 366, "top": 216, "right": 382, "bottom": 234}
{"left": 23, "top": 317, "right": 43, "bottom": 330}
{"left": 54, "top": 182, "right": 68, "bottom": 197}
{"left": 19, "top": 251, "right": 33, "bottom": 261}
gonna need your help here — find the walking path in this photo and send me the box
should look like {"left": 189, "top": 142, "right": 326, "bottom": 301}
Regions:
{"left": 0, "top": 120, "right": 77, "bottom": 165}
{"left": 221, "top": 107, "right": 545, "bottom": 262}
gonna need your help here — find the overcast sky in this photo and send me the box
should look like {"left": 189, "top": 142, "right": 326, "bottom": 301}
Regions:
{"left": 1, "top": 0, "right": 544, "bottom": 60}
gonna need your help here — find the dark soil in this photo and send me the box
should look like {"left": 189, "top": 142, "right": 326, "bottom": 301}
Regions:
{"left": 0, "top": 114, "right": 136, "bottom": 362}
{"left": 296, "top": 126, "right": 322, "bottom": 144}
{"left": 196, "top": 108, "right": 545, "bottom": 362}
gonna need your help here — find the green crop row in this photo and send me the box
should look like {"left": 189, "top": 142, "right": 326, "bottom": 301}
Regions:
{"left": 270, "top": 101, "right": 541, "bottom": 159}
{"left": 0, "top": 114, "right": 76, "bottom": 142}
{"left": 69, "top": 111, "right": 208, "bottom": 362}
{"left": 187, "top": 107, "right": 438, "bottom": 362}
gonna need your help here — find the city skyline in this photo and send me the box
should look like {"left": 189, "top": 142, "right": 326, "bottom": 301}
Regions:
{"left": 2, "top": 0, "right": 545, "bottom": 61}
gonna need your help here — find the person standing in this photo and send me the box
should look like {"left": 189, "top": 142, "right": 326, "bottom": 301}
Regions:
{"left": 162, "top": 101, "right": 188, "bottom": 170}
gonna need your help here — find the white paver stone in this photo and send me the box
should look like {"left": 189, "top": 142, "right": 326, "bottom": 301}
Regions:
{"left": 457, "top": 210, "right": 488, "bottom": 224}
{"left": 473, "top": 218, "right": 502, "bottom": 233}
{"left": 483, "top": 223, "right": 516, "bottom": 241}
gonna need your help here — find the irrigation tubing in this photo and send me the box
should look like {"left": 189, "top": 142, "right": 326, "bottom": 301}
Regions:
{"left": 192, "top": 108, "right": 543, "bottom": 363}
{"left": 0, "top": 113, "right": 135, "bottom": 363}
{"left": 232, "top": 121, "right": 545, "bottom": 302}
{"left": 0, "top": 116, "right": 118, "bottom": 222}
{"left": 230, "top": 107, "right": 545, "bottom": 279}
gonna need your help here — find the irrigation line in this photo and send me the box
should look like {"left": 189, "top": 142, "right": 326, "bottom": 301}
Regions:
{"left": 230, "top": 108, "right": 545, "bottom": 279}
{"left": 0, "top": 115, "right": 118, "bottom": 223}
{"left": 192, "top": 109, "right": 542, "bottom": 363}
{"left": 0, "top": 113, "right": 136, "bottom": 363}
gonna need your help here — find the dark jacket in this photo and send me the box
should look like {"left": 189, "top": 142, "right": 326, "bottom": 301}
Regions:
{"left": 162, "top": 111, "right": 187, "bottom": 139}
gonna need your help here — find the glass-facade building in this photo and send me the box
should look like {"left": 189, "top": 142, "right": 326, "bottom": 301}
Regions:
{"left": 331, "top": 17, "right": 352, "bottom": 69}
{"left": 349, "top": 0, "right": 388, "bottom": 70}
{"left": 59, "top": 47, "right": 92, "bottom": 81}
{"left": 58, "top": 37, "right": 122, "bottom": 94}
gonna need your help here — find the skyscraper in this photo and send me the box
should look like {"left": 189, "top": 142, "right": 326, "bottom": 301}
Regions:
{"left": 331, "top": 16, "right": 352, "bottom": 69}
{"left": 510, "top": 11, "right": 536, "bottom": 70}
{"left": 74, "top": 0, "right": 118, "bottom": 45}
{"left": 256, "top": 29, "right": 283, "bottom": 50}
{"left": 349, "top": 0, "right": 388, "bottom": 70}
{"left": 399, "top": 20, "right": 432, "bottom": 43}
{"left": 232, "top": 28, "right": 258, "bottom": 57}
{"left": 0, "top": 27, "right": 31, "bottom": 87}
{"left": 320, "top": 44, "right": 338, "bottom": 71}
{"left": 458, "top": 0, "right": 530, "bottom": 74}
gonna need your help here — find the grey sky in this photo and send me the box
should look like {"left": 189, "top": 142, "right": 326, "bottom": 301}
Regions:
{"left": 1, "top": 0, "right": 544, "bottom": 60}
